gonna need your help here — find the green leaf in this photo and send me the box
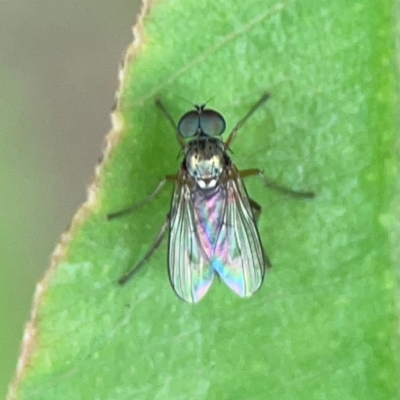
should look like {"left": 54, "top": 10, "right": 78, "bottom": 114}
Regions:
{"left": 8, "top": 0, "right": 398, "bottom": 399}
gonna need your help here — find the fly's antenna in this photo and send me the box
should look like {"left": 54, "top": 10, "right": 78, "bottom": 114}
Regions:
{"left": 176, "top": 95, "right": 196, "bottom": 108}
{"left": 201, "top": 94, "right": 216, "bottom": 108}
{"left": 176, "top": 94, "right": 216, "bottom": 109}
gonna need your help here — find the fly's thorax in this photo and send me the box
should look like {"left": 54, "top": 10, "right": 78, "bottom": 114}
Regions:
{"left": 184, "top": 137, "right": 228, "bottom": 190}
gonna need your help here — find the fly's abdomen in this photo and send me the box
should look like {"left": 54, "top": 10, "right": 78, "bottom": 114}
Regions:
{"left": 192, "top": 186, "right": 226, "bottom": 259}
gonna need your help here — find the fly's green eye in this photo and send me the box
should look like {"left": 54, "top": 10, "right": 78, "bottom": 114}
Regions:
{"left": 199, "top": 109, "right": 226, "bottom": 136}
{"left": 177, "top": 106, "right": 226, "bottom": 138}
{"left": 177, "top": 110, "right": 200, "bottom": 138}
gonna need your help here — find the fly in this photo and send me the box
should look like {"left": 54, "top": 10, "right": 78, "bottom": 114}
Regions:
{"left": 108, "top": 93, "right": 314, "bottom": 303}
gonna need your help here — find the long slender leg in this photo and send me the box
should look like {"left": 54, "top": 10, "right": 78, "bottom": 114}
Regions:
{"left": 249, "top": 197, "right": 262, "bottom": 222}
{"left": 248, "top": 196, "right": 272, "bottom": 270}
{"left": 118, "top": 217, "right": 170, "bottom": 285}
{"left": 155, "top": 98, "right": 185, "bottom": 149}
{"left": 240, "top": 168, "right": 315, "bottom": 198}
{"left": 224, "top": 92, "right": 270, "bottom": 149}
{"left": 107, "top": 175, "right": 176, "bottom": 220}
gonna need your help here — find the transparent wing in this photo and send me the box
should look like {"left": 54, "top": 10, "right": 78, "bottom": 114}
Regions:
{"left": 213, "top": 167, "right": 265, "bottom": 297}
{"left": 168, "top": 174, "right": 214, "bottom": 303}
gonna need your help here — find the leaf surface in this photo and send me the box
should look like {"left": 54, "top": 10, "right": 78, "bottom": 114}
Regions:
{"left": 9, "top": 1, "right": 398, "bottom": 399}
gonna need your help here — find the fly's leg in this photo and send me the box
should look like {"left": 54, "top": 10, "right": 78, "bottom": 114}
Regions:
{"left": 240, "top": 168, "right": 315, "bottom": 199}
{"left": 248, "top": 196, "right": 272, "bottom": 270}
{"left": 155, "top": 98, "right": 185, "bottom": 149}
{"left": 107, "top": 175, "right": 177, "bottom": 220}
{"left": 118, "top": 217, "right": 170, "bottom": 285}
{"left": 224, "top": 92, "right": 270, "bottom": 149}
{"left": 249, "top": 197, "right": 262, "bottom": 223}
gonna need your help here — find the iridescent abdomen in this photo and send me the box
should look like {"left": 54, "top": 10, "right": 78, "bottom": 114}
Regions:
{"left": 192, "top": 185, "right": 225, "bottom": 260}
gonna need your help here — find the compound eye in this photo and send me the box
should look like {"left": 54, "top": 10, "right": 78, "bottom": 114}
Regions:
{"left": 177, "top": 107, "right": 226, "bottom": 138}
{"left": 199, "top": 110, "right": 226, "bottom": 136}
{"left": 177, "top": 111, "right": 199, "bottom": 138}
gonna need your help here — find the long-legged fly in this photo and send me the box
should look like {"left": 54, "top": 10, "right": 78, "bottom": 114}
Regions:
{"left": 108, "top": 93, "right": 314, "bottom": 303}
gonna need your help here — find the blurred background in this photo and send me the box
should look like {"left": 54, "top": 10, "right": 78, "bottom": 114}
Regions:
{"left": 0, "top": 1, "right": 141, "bottom": 397}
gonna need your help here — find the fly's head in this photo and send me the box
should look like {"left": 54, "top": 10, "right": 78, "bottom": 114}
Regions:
{"left": 185, "top": 137, "right": 228, "bottom": 189}
{"left": 177, "top": 103, "right": 229, "bottom": 189}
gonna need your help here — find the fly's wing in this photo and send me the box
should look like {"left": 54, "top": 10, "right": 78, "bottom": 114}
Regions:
{"left": 213, "top": 168, "right": 265, "bottom": 297}
{"left": 168, "top": 176, "right": 214, "bottom": 303}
